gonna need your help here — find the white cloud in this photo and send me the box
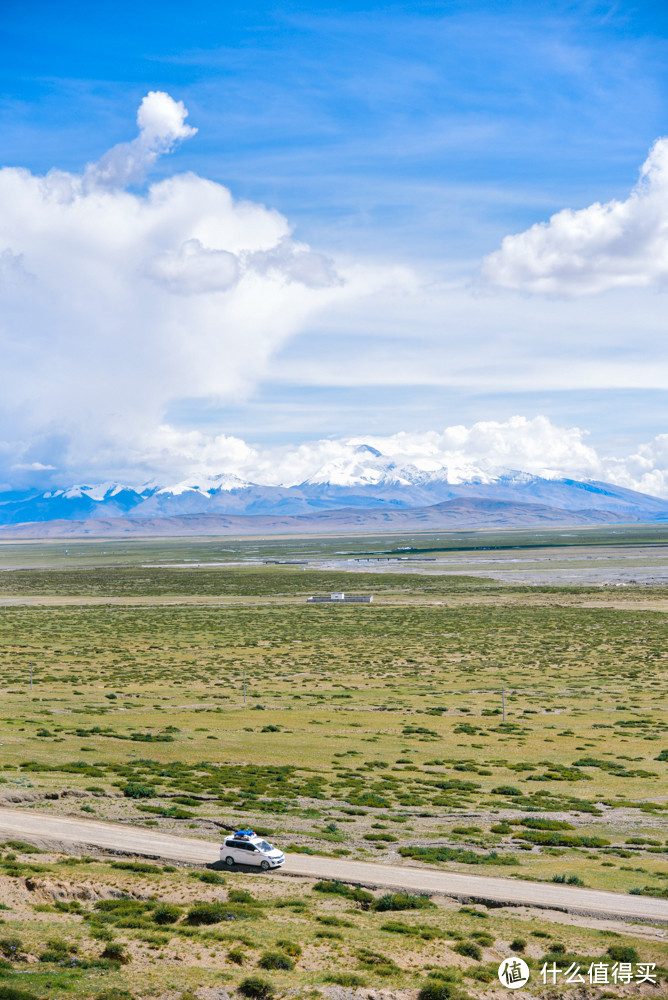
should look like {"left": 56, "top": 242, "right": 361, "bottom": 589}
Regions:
{"left": 112, "top": 416, "right": 668, "bottom": 499}
{"left": 0, "top": 92, "right": 365, "bottom": 485}
{"left": 481, "top": 137, "right": 668, "bottom": 295}
{"left": 84, "top": 91, "right": 197, "bottom": 188}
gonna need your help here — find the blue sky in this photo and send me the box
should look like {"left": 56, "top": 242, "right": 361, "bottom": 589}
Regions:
{"left": 2, "top": 0, "right": 668, "bottom": 490}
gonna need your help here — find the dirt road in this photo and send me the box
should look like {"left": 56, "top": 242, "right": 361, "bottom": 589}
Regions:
{"left": 0, "top": 807, "right": 666, "bottom": 923}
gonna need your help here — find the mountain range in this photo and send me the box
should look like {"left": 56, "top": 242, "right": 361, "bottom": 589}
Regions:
{"left": 1, "top": 446, "right": 668, "bottom": 536}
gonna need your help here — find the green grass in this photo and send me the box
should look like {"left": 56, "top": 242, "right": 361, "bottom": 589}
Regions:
{"left": 0, "top": 539, "right": 666, "bottom": 994}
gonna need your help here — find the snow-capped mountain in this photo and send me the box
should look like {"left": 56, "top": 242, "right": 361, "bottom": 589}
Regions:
{"left": 2, "top": 455, "right": 668, "bottom": 527}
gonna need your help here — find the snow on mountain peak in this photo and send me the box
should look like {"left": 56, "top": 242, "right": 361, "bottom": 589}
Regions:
{"left": 62, "top": 481, "right": 131, "bottom": 501}
{"left": 156, "top": 472, "right": 250, "bottom": 496}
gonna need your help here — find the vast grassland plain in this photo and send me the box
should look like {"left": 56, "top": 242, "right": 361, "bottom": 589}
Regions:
{"left": 0, "top": 528, "right": 666, "bottom": 999}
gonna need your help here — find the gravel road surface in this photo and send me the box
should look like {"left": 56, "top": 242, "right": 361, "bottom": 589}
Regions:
{"left": 0, "top": 807, "right": 666, "bottom": 923}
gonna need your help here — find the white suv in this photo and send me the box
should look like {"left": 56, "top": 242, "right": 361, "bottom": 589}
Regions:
{"left": 220, "top": 830, "right": 285, "bottom": 870}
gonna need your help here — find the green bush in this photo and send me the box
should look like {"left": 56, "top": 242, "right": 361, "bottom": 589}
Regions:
{"left": 522, "top": 831, "right": 608, "bottom": 848}
{"left": 510, "top": 938, "right": 526, "bottom": 952}
{"left": 313, "top": 880, "right": 374, "bottom": 907}
{"left": 276, "top": 939, "right": 301, "bottom": 957}
{"left": 2, "top": 841, "right": 42, "bottom": 854}
{"left": 417, "top": 981, "right": 461, "bottom": 1000}
{"left": 374, "top": 892, "right": 435, "bottom": 912}
{"left": 153, "top": 903, "right": 181, "bottom": 925}
{"left": 237, "top": 976, "right": 274, "bottom": 1000}
{"left": 382, "top": 921, "right": 444, "bottom": 939}
{"left": 357, "top": 948, "right": 399, "bottom": 975}
{"left": 101, "top": 942, "right": 131, "bottom": 964}
{"left": 607, "top": 945, "right": 638, "bottom": 963}
{"left": 520, "top": 817, "right": 573, "bottom": 831}
{"left": 324, "top": 973, "right": 366, "bottom": 986}
{"left": 228, "top": 889, "right": 254, "bottom": 903}
{"left": 258, "top": 951, "right": 294, "bottom": 971}
{"left": 491, "top": 785, "right": 522, "bottom": 796}
{"left": 454, "top": 940, "right": 482, "bottom": 961}
{"left": 399, "top": 846, "right": 515, "bottom": 866}
{"left": 423, "top": 969, "right": 460, "bottom": 983}
{"left": 0, "top": 939, "right": 22, "bottom": 959}
{"left": 227, "top": 946, "right": 245, "bottom": 965}
{"left": 195, "top": 870, "right": 224, "bottom": 885}
{"left": 186, "top": 902, "right": 230, "bottom": 925}
{"left": 470, "top": 932, "right": 494, "bottom": 946}
{"left": 122, "top": 782, "right": 155, "bottom": 799}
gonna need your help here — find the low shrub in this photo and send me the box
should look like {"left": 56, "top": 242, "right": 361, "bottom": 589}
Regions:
{"left": 0, "top": 939, "right": 22, "bottom": 959}
{"left": 470, "top": 932, "right": 494, "bottom": 946}
{"left": 510, "top": 938, "right": 526, "bottom": 952}
{"left": 258, "top": 951, "right": 294, "bottom": 971}
{"left": 357, "top": 948, "right": 399, "bottom": 975}
{"left": 551, "top": 874, "right": 585, "bottom": 886}
{"left": 228, "top": 889, "right": 254, "bottom": 903}
{"left": 399, "top": 846, "right": 515, "bottom": 866}
{"left": 153, "top": 903, "right": 181, "bottom": 925}
{"left": 374, "top": 892, "right": 435, "bottom": 912}
{"left": 101, "top": 942, "right": 131, "bottom": 964}
{"left": 324, "top": 973, "right": 366, "bottom": 986}
{"left": 454, "top": 941, "right": 482, "bottom": 961}
{"left": 417, "top": 981, "right": 462, "bottom": 1000}
{"left": 186, "top": 902, "right": 230, "bottom": 925}
{"left": 276, "top": 939, "right": 301, "bottom": 957}
{"left": 238, "top": 976, "right": 274, "bottom": 1000}
{"left": 520, "top": 817, "right": 574, "bottom": 831}
{"left": 491, "top": 786, "right": 522, "bottom": 796}
{"left": 381, "top": 921, "right": 444, "bottom": 939}
{"left": 195, "top": 870, "right": 224, "bottom": 885}
{"left": 607, "top": 945, "right": 639, "bottom": 963}
{"left": 313, "top": 880, "right": 374, "bottom": 907}
{"left": 122, "top": 782, "right": 154, "bottom": 799}
{"left": 2, "top": 842, "right": 42, "bottom": 854}
{"left": 521, "top": 831, "right": 608, "bottom": 848}
{"left": 227, "top": 946, "right": 245, "bottom": 965}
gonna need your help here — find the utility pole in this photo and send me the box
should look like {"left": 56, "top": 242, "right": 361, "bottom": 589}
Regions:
{"left": 502, "top": 686, "right": 505, "bottom": 721}
{"left": 243, "top": 666, "right": 246, "bottom": 704}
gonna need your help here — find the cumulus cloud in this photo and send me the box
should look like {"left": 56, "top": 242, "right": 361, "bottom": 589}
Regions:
{"left": 109, "top": 415, "right": 666, "bottom": 498}
{"left": 0, "top": 92, "right": 356, "bottom": 485}
{"left": 481, "top": 137, "right": 668, "bottom": 295}
{"left": 84, "top": 91, "right": 197, "bottom": 188}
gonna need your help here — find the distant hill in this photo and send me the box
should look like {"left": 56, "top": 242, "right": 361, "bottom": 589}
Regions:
{"left": 0, "top": 495, "right": 636, "bottom": 539}
{"left": 2, "top": 452, "right": 668, "bottom": 535}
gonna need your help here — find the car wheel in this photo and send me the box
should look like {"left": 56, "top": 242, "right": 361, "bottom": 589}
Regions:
{"left": 225, "top": 856, "right": 235, "bottom": 867}
{"left": 260, "top": 860, "right": 270, "bottom": 871}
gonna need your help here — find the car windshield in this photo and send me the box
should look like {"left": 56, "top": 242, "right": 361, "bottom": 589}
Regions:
{"left": 258, "top": 840, "right": 274, "bottom": 852}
